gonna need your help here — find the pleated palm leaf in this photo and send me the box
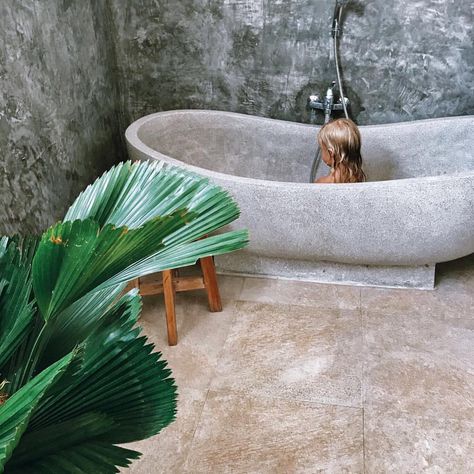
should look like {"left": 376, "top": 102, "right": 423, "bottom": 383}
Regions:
{"left": 0, "top": 161, "right": 248, "bottom": 473}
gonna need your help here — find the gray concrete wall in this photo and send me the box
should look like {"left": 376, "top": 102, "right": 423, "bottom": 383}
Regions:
{"left": 2, "top": 0, "right": 473, "bottom": 234}
{"left": 0, "top": 1, "right": 123, "bottom": 235}
{"left": 109, "top": 0, "right": 474, "bottom": 126}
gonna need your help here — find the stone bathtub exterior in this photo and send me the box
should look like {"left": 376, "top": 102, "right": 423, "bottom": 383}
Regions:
{"left": 126, "top": 110, "right": 474, "bottom": 289}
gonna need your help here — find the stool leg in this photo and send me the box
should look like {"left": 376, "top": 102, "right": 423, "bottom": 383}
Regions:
{"left": 131, "top": 278, "right": 140, "bottom": 291}
{"left": 200, "top": 256, "right": 222, "bottom": 312}
{"left": 163, "top": 269, "right": 178, "bottom": 346}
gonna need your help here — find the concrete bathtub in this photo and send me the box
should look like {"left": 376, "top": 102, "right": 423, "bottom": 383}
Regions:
{"left": 126, "top": 110, "right": 474, "bottom": 289}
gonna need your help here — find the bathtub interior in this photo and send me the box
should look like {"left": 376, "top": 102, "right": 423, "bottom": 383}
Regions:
{"left": 137, "top": 112, "right": 315, "bottom": 182}
{"left": 137, "top": 112, "right": 474, "bottom": 183}
{"left": 361, "top": 117, "right": 474, "bottom": 181}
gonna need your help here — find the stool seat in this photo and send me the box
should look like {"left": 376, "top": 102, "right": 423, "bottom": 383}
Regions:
{"left": 128, "top": 256, "right": 222, "bottom": 346}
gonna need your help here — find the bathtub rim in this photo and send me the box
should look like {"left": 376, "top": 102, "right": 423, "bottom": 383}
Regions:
{"left": 125, "top": 109, "right": 474, "bottom": 188}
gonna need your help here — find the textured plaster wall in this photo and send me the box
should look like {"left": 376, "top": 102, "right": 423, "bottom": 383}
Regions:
{"left": 2, "top": 1, "right": 473, "bottom": 233}
{"left": 0, "top": 1, "right": 123, "bottom": 235}
{"left": 109, "top": 0, "right": 474, "bottom": 126}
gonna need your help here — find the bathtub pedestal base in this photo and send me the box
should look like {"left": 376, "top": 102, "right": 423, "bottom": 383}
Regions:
{"left": 215, "top": 254, "right": 436, "bottom": 290}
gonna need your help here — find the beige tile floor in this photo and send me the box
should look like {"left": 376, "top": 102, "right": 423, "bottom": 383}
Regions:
{"left": 124, "top": 254, "right": 474, "bottom": 473}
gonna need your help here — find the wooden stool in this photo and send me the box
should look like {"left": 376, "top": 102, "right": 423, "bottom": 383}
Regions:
{"left": 130, "top": 256, "right": 222, "bottom": 346}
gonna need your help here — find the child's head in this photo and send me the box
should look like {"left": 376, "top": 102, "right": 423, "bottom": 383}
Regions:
{"left": 317, "top": 118, "right": 366, "bottom": 183}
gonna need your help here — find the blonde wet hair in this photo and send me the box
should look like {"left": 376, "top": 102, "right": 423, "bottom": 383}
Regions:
{"left": 318, "top": 118, "right": 366, "bottom": 183}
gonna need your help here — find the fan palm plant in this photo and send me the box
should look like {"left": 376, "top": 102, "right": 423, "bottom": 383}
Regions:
{"left": 0, "top": 161, "right": 248, "bottom": 473}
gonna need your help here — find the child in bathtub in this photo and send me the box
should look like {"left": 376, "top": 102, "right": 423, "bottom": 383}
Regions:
{"left": 314, "top": 118, "right": 366, "bottom": 183}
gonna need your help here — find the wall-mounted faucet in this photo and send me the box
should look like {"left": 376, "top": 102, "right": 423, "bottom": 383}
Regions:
{"left": 307, "top": 81, "right": 349, "bottom": 124}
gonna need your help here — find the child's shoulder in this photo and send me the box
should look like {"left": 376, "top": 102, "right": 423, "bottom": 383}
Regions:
{"left": 314, "top": 174, "right": 335, "bottom": 184}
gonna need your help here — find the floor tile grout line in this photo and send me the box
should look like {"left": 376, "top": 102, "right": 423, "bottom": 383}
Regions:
{"left": 232, "top": 298, "right": 362, "bottom": 313}
{"left": 362, "top": 407, "right": 367, "bottom": 474}
{"left": 181, "top": 387, "right": 211, "bottom": 472}
{"left": 360, "top": 290, "right": 368, "bottom": 474}
{"left": 203, "top": 385, "right": 363, "bottom": 411}
{"left": 358, "top": 291, "right": 365, "bottom": 408}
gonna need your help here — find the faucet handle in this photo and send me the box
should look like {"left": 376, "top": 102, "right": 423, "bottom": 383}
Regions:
{"left": 307, "top": 95, "right": 324, "bottom": 110}
{"left": 333, "top": 97, "right": 350, "bottom": 110}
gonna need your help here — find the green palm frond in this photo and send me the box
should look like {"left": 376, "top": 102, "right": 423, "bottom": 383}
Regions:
{"left": 0, "top": 161, "right": 248, "bottom": 472}
{"left": 65, "top": 161, "right": 237, "bottom": 231}
{"left": 38, "top": 284, "right": 126, "bottom": 367}
{"left": 35, "top": 163, "right": 248, "bottom": 323}
{"left": 33, "top": 219, "right": 247, "bottom": 322}
{"left": 32, "top": 216, "right": 189, "bottom": 320}
{"left": 29, "top": 290, "right": 176, "bottom": 441}
{"left": 64, "top": 160, "right": 247, "bottom": 265}
{"left": 0, "top": 238, "right": 37, "bottom": 369}
{"left": 0, "top": 352, "right": 74, "bottom": 471}
{"left": 8, "top": 437, "right": 139, "bottom": 474}
{"left": 5, "top": 291, "right": 174, "bottom": 472}
{"left": 12, "top": 413, "right": 117, "bottom": 464}
{"left": 119, "top": 229, "right": 248, "bottom": 280}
